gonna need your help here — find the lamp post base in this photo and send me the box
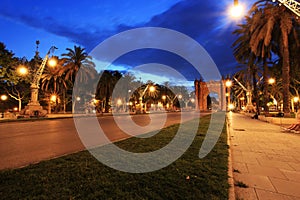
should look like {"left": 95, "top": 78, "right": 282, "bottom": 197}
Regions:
{"left": 245, "top": 104, "right": 255, "bottom": 113}
{"left": 19, "top": 104, "right": 47, "bottom": 118}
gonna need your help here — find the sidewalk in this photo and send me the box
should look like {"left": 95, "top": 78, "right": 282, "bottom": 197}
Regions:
{"left": 228, "top": 112, "right": 300, "bottom": 200}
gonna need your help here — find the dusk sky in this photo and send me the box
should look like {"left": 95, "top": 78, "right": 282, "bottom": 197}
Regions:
{"left": 0, "top": 0, "right": 257, "bottom": 85}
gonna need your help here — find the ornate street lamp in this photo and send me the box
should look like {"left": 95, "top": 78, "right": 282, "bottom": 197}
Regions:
{"left": 20, "top": 46, "right": 57, "bottom": 117}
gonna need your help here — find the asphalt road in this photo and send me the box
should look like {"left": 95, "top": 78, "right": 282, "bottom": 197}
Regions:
{"left": 0, "top": 111, "right": 204, "bottom": 170}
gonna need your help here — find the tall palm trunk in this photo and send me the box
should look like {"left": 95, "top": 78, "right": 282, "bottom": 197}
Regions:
{"left": 252, "top": 67, "right": 260, "bottom": 115}
{"left": 282, "top": 32, "right": 290, "bottom": 115}
{"left": 263, "top": 58, "right": 269, "bottom": 114}
{"left": 105, "top": 85, "right": 110, "bottom": 113}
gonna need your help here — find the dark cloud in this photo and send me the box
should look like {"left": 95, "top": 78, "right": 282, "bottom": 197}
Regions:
{"left": 1, "top": 0, "right": 242, "bottom": 79}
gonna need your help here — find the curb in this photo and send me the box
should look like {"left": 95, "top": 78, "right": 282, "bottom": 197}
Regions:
{"left": 226, "top": 114, "right": 235, "bottom": 200}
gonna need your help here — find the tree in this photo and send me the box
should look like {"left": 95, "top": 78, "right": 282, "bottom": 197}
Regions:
{"left": 232, "top": 16, "right": 261, "bottom": 114}
{"left": 40, "top": 58, "right": 71, "bottom": 113}
{"left": 0, "top": 43, "right": 31, "bottom": 111}
{"left": 96, "top": 70, "right": 122, "bottom": 113}
{"left": 233, "top": 1, "right": 300, "bottom": 115}
{"left": 59, "top": 46, "right": 97, "bottom": 112}
{"left": 249, "top": 1, "right": 300, "bottom": 114}
{"left": 60, "top": 46, "right": 96, "bottom": 83}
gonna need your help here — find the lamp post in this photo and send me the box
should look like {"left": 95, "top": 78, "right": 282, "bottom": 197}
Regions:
{"left": 225, "top": 80, "right": 232, "bottom": 111}
{"left": 138, "top": 85, "right": 156, "bottom": 113}
{"left": 291, "top": 96, "right": 299, "bottom": 113}
{"left": 162, "top": 94, "right": 182, "bottom": 111}
{"left": 21, "top": 46, "right": 57, "bottom": 117}
{"left": 0, "top": 94, "right": 8, "bottom": 118}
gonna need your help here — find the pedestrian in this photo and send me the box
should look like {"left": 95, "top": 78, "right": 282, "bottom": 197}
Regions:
{"left": 283, "top": 110, "right": 300, "bottom": 133}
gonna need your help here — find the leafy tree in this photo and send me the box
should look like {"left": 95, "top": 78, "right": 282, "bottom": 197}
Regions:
{"left": 0, "top": 43, "right": 31, "bottom": 111}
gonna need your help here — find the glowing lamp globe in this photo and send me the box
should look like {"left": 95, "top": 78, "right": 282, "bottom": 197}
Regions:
{"left": 48, "top": 57, "right": 57, "bottom": 67}
{"left": 17, "top": 65, "right": 28, "bottom": 76}
{"left": 230, "top": 4, "right": 244, "bottom": 19}
{"left": 149, "top": 86, "right": 156, "bottom": 92}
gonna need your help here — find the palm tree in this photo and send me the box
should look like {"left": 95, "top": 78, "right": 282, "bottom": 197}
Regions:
{"left": 40, "top": 58, "right": 71, "bottom": 113}
{"left": 233, "top": 1, "right": 300, "bottom": 115}
{"left": 96, "top": 70, "right": 122, "bottom": 113}
{"left": 232, "top": 16, "right": 261, "bottom": 114}
{"left": 249, "top": 1, "right": 300, "bottom": 115}
{"left": 59, "top": 46, "right": 97, "bottom": 112}
{"left": 60, "top": 46, "right": 96, "bottom": 83}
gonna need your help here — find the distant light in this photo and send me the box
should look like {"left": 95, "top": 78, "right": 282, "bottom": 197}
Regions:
{"left": 225, "top": 80, "right": 232, "bottom": 87}
{"left": 117, "top": 99, "right": 122, "bottom": 105}
{"left": 268, "top": 78, "right": 275, "bottom": 84}
{"left": 76, "top": 97, "right": 81, "bottom": 101}
{"left": 50, "top": 94, "right": 57, "bottom": 102}
{"left": 228, "top": 104, "right": 235, "bottom": 110}
{"left": 149, "top": 86, "right": 156, "bottom": 92}
{"left": 0, "top": 94, "right": 8, "bottom": 101}
{"left": 178, "top": 94, "right": 182, "bottom": 99}
{"left": 229, "top": 4, "right": 244, "bottom": 19}
{"left": 294, "top": 97, "right": 299, "bottom": 103}
{"left": 190, "top": 98, "right": 195, "bottom": 103}
{"left": 48, "top": 57, "right": 57, "bottom": 67}
{"left": 17, "top": 65, "right": 28, "bottom": 75}
{"left": 162, "top": 95, "right": 166, "bottom": 100}
{"left": 13, "top": 107, "right": 18, "bottom": 111}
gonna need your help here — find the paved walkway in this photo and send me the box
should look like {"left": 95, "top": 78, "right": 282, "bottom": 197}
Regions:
{"left": 228, "top": 112, "right": 300, "bottom": 200}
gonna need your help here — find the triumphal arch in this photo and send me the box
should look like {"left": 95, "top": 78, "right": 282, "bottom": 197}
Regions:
{"left": 194, "top": 79, "right": 227, "bottom": 111}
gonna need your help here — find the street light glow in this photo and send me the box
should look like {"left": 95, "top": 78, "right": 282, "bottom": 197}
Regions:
{"left": 1, "top": 94, "right": 8, "bottom": 101}
{"left": 17, "top": 65, "right": 28, "bottom": 76}
{"left": 149, "top": 86, "right": 156, "bottom": 93}
{"left": 117, "top": 99, "right": 122, "bottom": 105}
{"left": 225, "top": 80, "right": 232, "bottom": 87}
{"left": 50, "top": 94, "right": 57, "bottom": 102}
{"left": 228, "top": 103, "right": 235, "bottom": 110}
{"left": 268, "top": 78, "right": 275, "bottom": 84}
{"left": 229, "top": 4, "right": 244, "bottom": 19}
{"left": 47, "top": 57, "right": 57, "bottom": 67}
{"left": 294, "top": 96, "right": 299, "bottom": 103}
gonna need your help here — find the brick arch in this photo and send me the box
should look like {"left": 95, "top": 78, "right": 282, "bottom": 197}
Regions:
{"left": 194, "top": 79, "right": 226, "bottom": 111}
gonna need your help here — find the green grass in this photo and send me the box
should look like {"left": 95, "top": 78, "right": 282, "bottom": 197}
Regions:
{"left": 0, "top": 114, "right": 229, "bottom": 199}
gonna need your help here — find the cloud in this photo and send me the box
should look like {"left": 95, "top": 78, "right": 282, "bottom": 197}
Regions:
{"left": 1, "top": 0, "right": 246, "bottom": 79}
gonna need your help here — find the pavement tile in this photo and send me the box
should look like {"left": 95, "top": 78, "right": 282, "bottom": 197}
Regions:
{"left": 247, "top": 164, "right": 287, "bottom": 179}
{"left": 229, "top": 113, "right": 300, "bottom": 200}
{"left": 243, "top": 151, "right": 266, "bottom": 157}
{"left": 234, "top": 173, "right": 276, "bottom": 192}
{"left": 288, "top": 163, "right": 300, "bottom": 172}
{"left": 235, "top": 187, "right": 258, "bottom": 200}
{"left": 256, "top": 159, "right": 295, "bottom": 171}
{"left": 233, "top": 154, "right": 260, "bottom": 165}
{"left": 233, "top": 162, "right": 249, "bottom": 174}
{"left": 280, "top": 169, "right": 300, "bottom": 183}
{"left": 256, "top": 189, "right": 300, "bottom": 200}
{"left": 270, "top": 177, "right": 300, "bottom": 198}
{"left": 267, "top": 155, "right": 299, "bottom": 163}
{"left": 232, "top": 149, "right": 243, "bottom": 156}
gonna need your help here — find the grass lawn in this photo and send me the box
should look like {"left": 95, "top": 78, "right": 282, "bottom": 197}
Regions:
{"left": 0, "top": 114, "right": 229, "bottom": 199}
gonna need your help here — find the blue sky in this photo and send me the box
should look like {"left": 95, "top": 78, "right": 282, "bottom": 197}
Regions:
{"left": 0, "top": 0, "right": 256, "bottom": 85}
